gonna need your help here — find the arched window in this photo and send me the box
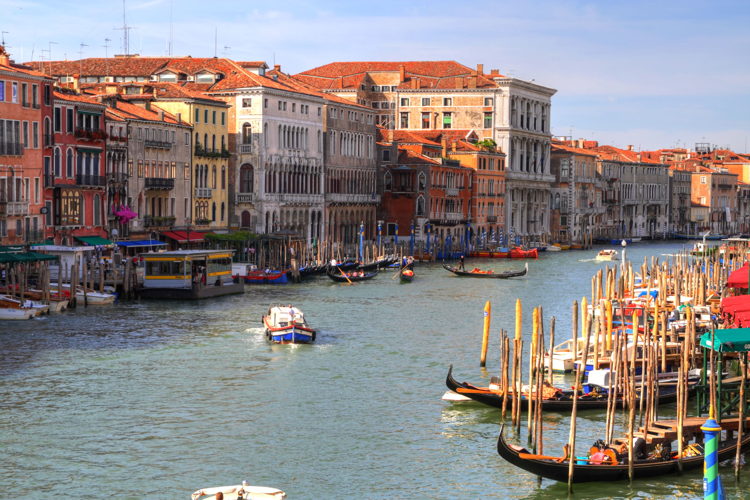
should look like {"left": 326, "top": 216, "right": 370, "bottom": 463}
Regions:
{"left": 79, "top": 194, "right": 86, "bottom": 225}
{"left": 418, "top": 172, "right": 426, "bottom": 191}
{"left": 240, "top": 164, "right": 254, "bottom": 193}
{"left": 416, "top": 195, "right": 425, "bottom": 216}
{"left": 194, "top": 133, "right": 200, "bottom": 148}
{"left": 264, "top": 123, "right": 268, "bottom": 147}
{"left": 212, "top": 134, "right": 216, "bottom": 152}
{"left": 220, "top": 202, "right": 225, "bottom": 221}
{"left": 384, "top": 171, "right": 392, "bottom": 191}
{"left": 211, "top": 202, "right": 216, "bottom": 221}
{"left": 66, "top": 148, "right": 74, "bottom": 177}
{"left": 241, "top": 210, "right": 251, "bottom": 228}
{"left": 212, "top": 165, "right": 217, "bottom": 189}
{"left": 221, "top": 166, "right": 226, "bottom": 189}
{"left": 93, "top": 194, "right": 101, "bottom": 226}
{"left": 53, "top": 147, "right": 61, "bottom": 176}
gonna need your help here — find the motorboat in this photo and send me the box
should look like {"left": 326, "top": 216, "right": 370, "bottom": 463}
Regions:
{"left": 191, "top": 481, "right": 286, "bottom": 499}
{"left": 49, "top": 283, "right": 116, "bottom": 305}
{"left": 262, "top": 304, "right": 316, "bottom": 343}
{"left": 0, "top": 296, "right": 37, "bottom": 320}
{"left": 595, "top": 249, "right": 619, "bottom": 261}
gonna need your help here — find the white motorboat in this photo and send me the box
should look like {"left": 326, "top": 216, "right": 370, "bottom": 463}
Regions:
{"left": 546, "top": 245, "right": 561, "bottom": 252}
{"left": 262, "top": 304, "right": 316, "bottom": 343}
{"left": 191, "top": 482, "right": 286, "bottom": 500}
{"left": 50, "top": 283, "right": 116, "bottom": 305}
{"left": 595, "top": 249, "right": 619, "bottom": 261}
{"left": 0, "top": 296, "right": 37, "bottom": 320}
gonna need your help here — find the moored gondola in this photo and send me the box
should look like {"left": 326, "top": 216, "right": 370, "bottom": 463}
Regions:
{"left": 358, "top": 256, "right": 398, "bottom": 271}
{"left": 442, "top": 263, "right": 527, "bottom": 279}
{"left": 326, "top": 269, "right": 378, "bottom": 283}
{"left": 445, "top": 365, "right": 688, "bottom": 411}
{"left": 496, "top": 423, "right": 750, "bottom": 483}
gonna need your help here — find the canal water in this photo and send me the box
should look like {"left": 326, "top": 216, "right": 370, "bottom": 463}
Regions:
{"left": 2, "top": 241, "right": 750, "bottom": 499}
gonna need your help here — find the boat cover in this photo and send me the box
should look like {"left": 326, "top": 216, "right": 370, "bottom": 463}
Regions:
{"left": 727, "top": 264, "right": 750, "bottom": 288}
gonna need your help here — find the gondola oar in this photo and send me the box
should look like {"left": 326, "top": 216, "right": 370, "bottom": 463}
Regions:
{"left": 336, "top": 265, "right": 353, "bottom": 284}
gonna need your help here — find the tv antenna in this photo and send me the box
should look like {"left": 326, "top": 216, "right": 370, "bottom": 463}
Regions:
{"left": 223, "top": 45, "right": 231, "bottom": 56}
{"left": 103, "top": 38, "right": 111, "bottom": 76}
{"left": 168, "top": 0, "right": 174, "bottom": 56}
{"left": 115, "top": 0, "right": 134, "bottom": 55}
{"left": 1, "top": 31, "right": 8, "bottom": 46}
{"left": 214, "top": 26, "right": 217, "bottom": 58}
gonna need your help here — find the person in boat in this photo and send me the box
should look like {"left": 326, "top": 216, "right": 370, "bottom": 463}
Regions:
{"left": 459, "top": 255, "right": 465, "bottom": 271}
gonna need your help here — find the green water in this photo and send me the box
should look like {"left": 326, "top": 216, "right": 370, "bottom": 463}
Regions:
{"left": 2, "top": 242, "right": 750, "bottom": 499}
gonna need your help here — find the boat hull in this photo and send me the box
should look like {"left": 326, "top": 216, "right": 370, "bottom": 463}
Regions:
{"left": 241, "top": 272, "right": 288, "bottom": 284}
{"left": 267, "top": 328, "right": 315, "bottom": 344}
{"left": 139, "top": 282, "right": 244, "bottom": 299}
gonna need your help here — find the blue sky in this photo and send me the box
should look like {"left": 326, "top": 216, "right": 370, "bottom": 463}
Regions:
{"left": 2, "top": 0, "right": 748, "bottom": 152}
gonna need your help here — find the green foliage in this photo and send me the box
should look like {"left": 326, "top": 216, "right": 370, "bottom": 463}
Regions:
{"left": 476, "top": 138, "right": 497, "bottom": 151}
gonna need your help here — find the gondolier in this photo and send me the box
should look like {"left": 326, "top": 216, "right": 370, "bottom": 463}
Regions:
{"left": 459, "top": 255, "right": 465, "bottom": 271}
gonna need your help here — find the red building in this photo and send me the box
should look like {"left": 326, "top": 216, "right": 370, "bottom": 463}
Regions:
{"left": 45, "top": 89, "right": 107, "bottom": 245}
{"left": 0, "top": 45, "right": 54, "bottom": 245}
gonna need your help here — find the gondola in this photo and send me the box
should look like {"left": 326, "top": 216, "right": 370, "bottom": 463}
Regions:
{"left": 326, "top": 269, "right": 378, "bottom": 283}
{"left": 400, "top": 267, "right": 414, "bottom": 283}
{"left": 358, "top": 257, "right": 398, "bottom": 271}
{"left": 445, "top": 365, "right": 689, "bottom": 411}
{"left": 496, "top": 424, "right": 750, "bottom": 483}
{"left": 442, "top": 263, "right": 527, "bottom": 279}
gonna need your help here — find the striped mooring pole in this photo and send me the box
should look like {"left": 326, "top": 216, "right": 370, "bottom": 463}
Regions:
{"left": 701, "top": 411, "right": 724, "bottom": 500}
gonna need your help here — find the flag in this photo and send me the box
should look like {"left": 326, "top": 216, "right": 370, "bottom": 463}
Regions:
{"left": 377, "top": 222, "right": 382, "bottom": 248}
{"left": 359, "top": 223, "right": 364, "bottom": 262}
{"left": 394, "top": 222, "right": 399, "bottom": 245}
{"left": 409, "top": 222, "right": 415, "bottom": 256}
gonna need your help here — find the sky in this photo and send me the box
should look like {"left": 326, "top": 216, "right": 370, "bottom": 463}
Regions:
{"left": 1, "top": 0, "right": 749, "bottom": 152}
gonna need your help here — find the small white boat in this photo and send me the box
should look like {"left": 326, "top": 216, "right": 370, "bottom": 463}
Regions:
{"left": 0, "top": 296, "right": 37, "bottom": 320}
{"left": 191, "top": 482, "right": 286, "bottom": 500}
{"left": 50, "top": 283, "right": 116, "bottom": 305}
{"left": 595, "top": 249, "right": 619, "bottom": 261}
{"left": 262, "top": 304, "right": 316, "bottom": 343}
{"left": 546, "top": 245, "right": 561, "bottom": 252}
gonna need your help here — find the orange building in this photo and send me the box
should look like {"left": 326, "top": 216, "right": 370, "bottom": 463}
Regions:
{"left": 0, "top": 45, "right": 55, "bottom": 245}
{"left": 690, "top": 166, "right": 737, "bottom": 235}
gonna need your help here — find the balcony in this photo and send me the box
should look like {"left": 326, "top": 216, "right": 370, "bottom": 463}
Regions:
{"left": 144, "top": 177, "right": 175, "bottom": 190}
{"left": 0, "top": 143, "right": 24, "bottom": 156}
{"left": 195, "top": 145, "right": 231, "bottom": 158}
{"left": 486, "top": 215, "right": 497, "bottom": 223}
{"left": 75, "top": 174, "right": 106, "bottom": 187}
{"left": 8, "top": 201, "right": 29, "bottom": 216}
{"left": 145, "top": 140, "right": 173, "bottom": 150}
{"left": 195, "top": 187, "right": 213, "bottom": 198}
{"left": 108, "top": 172, "right": 129, "bottom": 183}
{"left": 24, "top": 230, "right": 45, "bottom": 244}
{"left": 236, "top": 193, "right": 255, "bottom": 203}
{"left": 446, "top": 187, "right": 459, "bottom": 196}
{"left": 239, "top": 144, "right": 252, "bottom": 154}
{"left": 325, "top": 193, "right": 379, "bottom": 204}
{"left": 74, "top": 128, "right": 107, "bottom": 141}
{"left": 144, "top": 215, "right": 176, "bottom": 228}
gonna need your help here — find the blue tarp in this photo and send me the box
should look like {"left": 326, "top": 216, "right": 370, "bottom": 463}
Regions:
{"left": 117, "top": 240, "right": 167, "bottom": 248}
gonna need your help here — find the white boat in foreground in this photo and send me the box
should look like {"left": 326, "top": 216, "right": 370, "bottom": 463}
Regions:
{"left": 191, "top": 482, "right": 286, "bottom": 500}
{"left": 49, "top": 283, "right": 116, "bottom": 305}
{"left": 0, "top": 296, "right": 38, "bottom": 320}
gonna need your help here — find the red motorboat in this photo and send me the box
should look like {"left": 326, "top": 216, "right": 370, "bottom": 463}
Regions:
{"left": 509, "top": 247, "right": 538, "bottom": 259}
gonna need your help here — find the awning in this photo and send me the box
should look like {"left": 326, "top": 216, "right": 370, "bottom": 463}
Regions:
{"left": 117, "top": 240, "right": 168, "bottom": 248}
{"left": 721, "top": 295, "right": 750, "bottom": 315}
{"left": 0, "top": 245, "right": 25, "bottom": 253}
{"left": 75, "top": 236, "right": 113, "bottom": 246}
{"left": 700, "top": 328, "right": 750, "bottom": 352}
{"left": 727, "top": 264, "right": 750, "bottom": 288}
{"left": 161, "top": 231, "right": 205, "bottom": 243}
{"left": 0, "top": 251, "right": 59, "bottom": 264}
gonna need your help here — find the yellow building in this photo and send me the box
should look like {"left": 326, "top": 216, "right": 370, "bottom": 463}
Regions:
{"left": 149, "top": 83, "right": 231, "bottom": 231}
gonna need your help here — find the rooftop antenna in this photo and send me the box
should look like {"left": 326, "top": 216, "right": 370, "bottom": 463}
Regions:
{"left": 1, "top": 31, "right": 8, "bottom": 46}
{"left": 223, "top": 45, "right": 231, "bottom": 56}
{"left": 78, "top": 43, "right": 88, "bottom": 76}
{"left": 214, "top": 26, "right": 217, "bottom": 58}
{"left": 103, "top": 38, "right": 111, "bottom": 77}
{"left": 47, "top": 41, "right": 57, "bottom": 74}
{"left": 115, "top": 0, "right": 133, "bottom": 55}
{"left": 168, "top": 0, "right": 174, "bottom": 56}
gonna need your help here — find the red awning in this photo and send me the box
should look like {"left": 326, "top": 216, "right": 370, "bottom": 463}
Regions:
{"left": 721, "top": 295, "right": 750, "bottom": 315}
{"left": 161, "top": 231, "right": 205, "bottom": 243}
{"left": 727, "top": 264, "right": 750, "bottom": 289}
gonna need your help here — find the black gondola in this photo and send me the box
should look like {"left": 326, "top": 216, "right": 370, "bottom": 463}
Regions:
{"left": 326, "top": 269, "right": 378, "bottom": 283}
{"left": 443, "top": 263, "right": 528, "bottom": 279}
{"left": 358, "top": 257, "right": 398, "bottom": 272}
{"left": 446, "top": 365, "right": 689, "bottom": 411}
{"left": 496, "top": 424, "right": 750, "bottom": 483}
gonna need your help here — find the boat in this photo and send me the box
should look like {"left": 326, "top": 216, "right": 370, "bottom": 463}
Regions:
{"left": 48, "top": 283, "right": 116, "bottom": 305}
{"left": 509, "top": 247, "right": 538, "bottom": 259}
{"left": 400, "top": 267, "right": 414, "bottom": 283}
{"left": 547, "top": 245, "right": 561, "bottom": 252}
{"left": 444, "top": 365, "right": 687, "bottom": 411}
{"left": 191, "top": 481, "right": 286, "bottom": 499}
{"left": 359, "top": 256, "right": 398, "bottom": 271}
{"left": 240, "top": 269, "right": 289, "bottom": 285}
{"left": 671, "top": 232, "right": 728, "bottom": 241}
{"left": 326, "top": 268, "right": 378, "bottom": 283}
{"left": 0, "top": 296, "right": 37, "bottom": 320}
{"left": 595, "top": 249, "right": 619, "bottom": 261}
{"left": 262, "top": 304, "right": 316, "bottom": 343}
{"left": 139, "top": 250, "right": 244, "bottom": 299}
{"left": 496, "top": 420, "right": 750, "bottom": 483}
{"left": 442, "top": 263, "right": 528, "bottom": 279}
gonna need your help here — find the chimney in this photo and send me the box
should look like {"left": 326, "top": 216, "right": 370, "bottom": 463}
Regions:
{"left": 338, "top": 76, "right": 344, "bottom": 88}
{"left": 451, "top": 140, "right": 457, "bottom": 153}
{"left": 0, "top": 45, "right": 9, "bottom": 66}
{"left": 467, "top": 76, "right": 477, "bottom": 89}
{"left": 411, "top": 77, "right": 420, "bottom": 89}
{"left": 627, "top": 145, "right": 634, "bottom": 151}
{"left": 274, "top": 64, "right": 281, "bottom": 72}
{"left": 399, "top": 64, "right": 405, "bottom": 83}
{"left": 490, "top": 69, "right": 499, "bottom": 75}
{"left": 476, "top": 63, "right": 484, "bottom": 76}
{"left": 158, "top": 109, "right": 164, "bottom": 121}
{"left": 176, "top": 112, "right": 182, "bottom": 123}
{"left": 441, "top": 137, "right": 448, "bottom": 157}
